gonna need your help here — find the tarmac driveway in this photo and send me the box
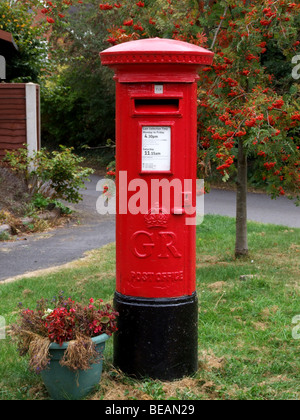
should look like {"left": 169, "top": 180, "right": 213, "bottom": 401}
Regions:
{"left": 0, "top": 175, "right": 115, "bottom": 281}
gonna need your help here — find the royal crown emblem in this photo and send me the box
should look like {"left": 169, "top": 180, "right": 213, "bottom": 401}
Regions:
{"left": 144, "top": 204, "right": 169, "bottom": 229}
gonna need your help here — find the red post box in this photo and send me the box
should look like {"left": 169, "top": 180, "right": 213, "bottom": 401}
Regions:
{"left": 100, "top": 38, "right": 214, "bottom": 380}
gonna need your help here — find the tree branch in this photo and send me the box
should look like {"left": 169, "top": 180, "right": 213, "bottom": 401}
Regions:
{"left": 211, "top": 5, "right": 228, "bottom": 51}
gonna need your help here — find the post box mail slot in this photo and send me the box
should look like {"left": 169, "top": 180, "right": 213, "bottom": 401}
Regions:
{"left": 100, "top": 38, "right": 214, "bottom": 381}
{"left": 135, "top": 98, "right": 180, "bottom": 113}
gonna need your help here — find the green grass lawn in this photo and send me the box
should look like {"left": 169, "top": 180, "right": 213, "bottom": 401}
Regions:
{"left": 0, "top": 215, "right": 299, "bottom": 400}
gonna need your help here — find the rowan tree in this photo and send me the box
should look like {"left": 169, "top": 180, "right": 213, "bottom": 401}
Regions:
{"left": 38, "top": 0, "right": 300, "bottom": 257}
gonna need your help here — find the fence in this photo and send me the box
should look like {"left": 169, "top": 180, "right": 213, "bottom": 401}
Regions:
{"left": 0, "top": 83, "right": 40, "bottom": 159}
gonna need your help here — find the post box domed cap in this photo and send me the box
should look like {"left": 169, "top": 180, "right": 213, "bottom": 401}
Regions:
{"left": 100, "top": 37, "right": 214, "bottom": 66}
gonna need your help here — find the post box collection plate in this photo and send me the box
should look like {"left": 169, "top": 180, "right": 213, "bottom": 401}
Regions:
{"left": 142, "top": 126, "right": 171, "bottom": 172}
{"left": 100, "top": 38, "right": 214, "bottom": 381}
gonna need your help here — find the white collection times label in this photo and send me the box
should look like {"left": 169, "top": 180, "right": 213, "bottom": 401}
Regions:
{"left": 142, "top": 126, "right": 171, "bottom": 172}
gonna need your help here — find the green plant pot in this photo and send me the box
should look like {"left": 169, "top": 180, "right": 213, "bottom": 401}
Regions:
{"left": 41, "top": 334, "right": 109, "bottom": 400}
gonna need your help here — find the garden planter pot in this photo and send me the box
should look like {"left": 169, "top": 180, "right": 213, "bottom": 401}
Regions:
{"left": 41, "top": 334, "right": 109, "bottom": 400}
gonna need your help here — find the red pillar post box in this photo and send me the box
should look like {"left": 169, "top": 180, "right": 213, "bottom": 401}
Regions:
{"left": 100, "top": 38, "right": 214, "bottom": 380}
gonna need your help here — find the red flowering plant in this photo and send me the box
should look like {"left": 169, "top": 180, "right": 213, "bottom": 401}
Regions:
{"left": 10, "top": 294, "right": 118, "bottom": 372}
{"left": 101, "top": 159, "right": 116, "bottom": 200}
{"left": 105, "top": 160, "right": 116, "bottom": 181}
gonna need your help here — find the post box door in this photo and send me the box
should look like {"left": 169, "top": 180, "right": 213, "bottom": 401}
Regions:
{"left": 116, "top": 82, "right": 197, "bottom": 299}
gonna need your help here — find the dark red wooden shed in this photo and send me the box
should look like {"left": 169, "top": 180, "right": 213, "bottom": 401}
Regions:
{"left": 0, "top": 29, "right": 18, "bottom": 56}
{"left": 0, "top": 30, "right": 40, "bottom": 160}
{"left": 0, "top": 83, "right": 40, "bottom": 159}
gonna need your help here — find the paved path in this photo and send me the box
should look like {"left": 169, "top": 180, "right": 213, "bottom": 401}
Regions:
{"left": 0, "top": 175, "right": 115, "bottom": 281}
{"left": 0, "top": 175, "right": 299, "bottom": 281}
{"left": 205, "top": 189, "right": 300, "bottom": 228}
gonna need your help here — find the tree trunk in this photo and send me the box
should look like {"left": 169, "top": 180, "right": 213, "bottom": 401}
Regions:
{"left": 235, "top": 139, "right": 248, "bottom": 258}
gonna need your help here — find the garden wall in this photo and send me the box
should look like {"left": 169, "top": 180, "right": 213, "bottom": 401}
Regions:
{"left": 0, "top": 83, "right": 40, "bottom": 159}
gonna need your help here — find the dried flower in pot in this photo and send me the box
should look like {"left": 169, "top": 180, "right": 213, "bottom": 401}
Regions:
{"left": 10, "top": 295, "right": 118, "bottom": 400}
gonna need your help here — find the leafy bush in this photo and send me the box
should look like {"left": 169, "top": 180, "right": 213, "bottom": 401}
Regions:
{"left": 0, "top": 232, "right": 10, "bottom": 241}
{"left": 4, "top": 146, "right": 94, "bottom": 204}
{"left": 32, "top": 193, "right": 72, "bottom": 215}
{"left": 31, "top": 193, "right": 49, "bottom": 210}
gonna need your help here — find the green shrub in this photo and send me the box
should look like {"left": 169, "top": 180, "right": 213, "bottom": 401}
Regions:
{"left": 31, "top": 194, "right": 72, "bottom": 215}
{"left": 4, "top": 146, "right": 94, "bottom": 204}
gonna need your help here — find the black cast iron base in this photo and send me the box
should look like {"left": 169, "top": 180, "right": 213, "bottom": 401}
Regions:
{"left": 113, "top": 292, "right": 198, "bottom": 381}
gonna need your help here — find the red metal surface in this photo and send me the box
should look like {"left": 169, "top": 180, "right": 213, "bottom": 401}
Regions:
{"left": 100, "top": 38, "right": 213, "bottom": 299}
